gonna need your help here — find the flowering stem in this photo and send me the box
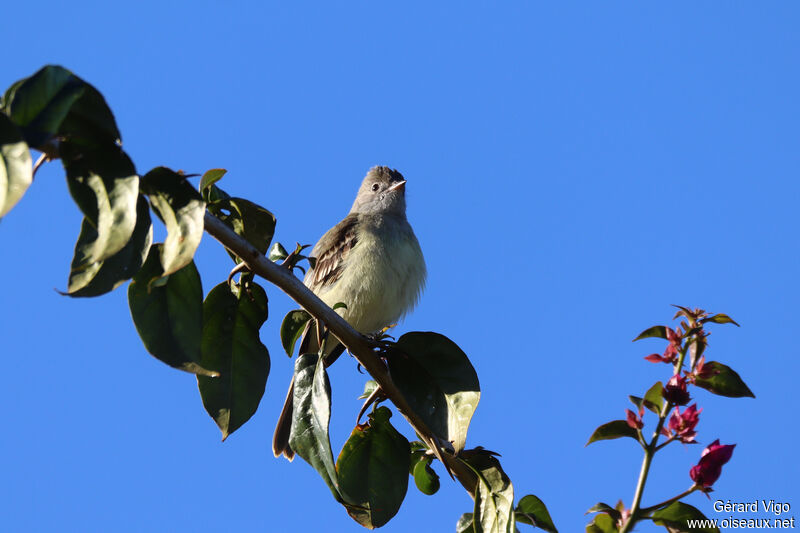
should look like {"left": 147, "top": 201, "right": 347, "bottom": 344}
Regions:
{"left": 619, "top": 338, "right": 692, "bottom": 533}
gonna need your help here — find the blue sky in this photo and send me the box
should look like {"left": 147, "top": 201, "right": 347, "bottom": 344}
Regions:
{"left": 1, "top": 2, "right": 798, "bottom": 532}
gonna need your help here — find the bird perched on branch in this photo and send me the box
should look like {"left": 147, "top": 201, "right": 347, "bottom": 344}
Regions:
{"left": 272, "top": 165, "right": 426, "bottom": 459}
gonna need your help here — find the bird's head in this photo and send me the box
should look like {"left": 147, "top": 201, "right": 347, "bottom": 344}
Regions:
{"left": 350, "top": 166, "right": 407, "bottom": 216}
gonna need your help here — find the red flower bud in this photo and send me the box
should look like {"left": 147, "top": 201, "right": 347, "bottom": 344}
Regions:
{"left": 690, "top": 439, "right": 735, "bottom": 487}
{"left": 667, "top": 404, "right": 701, "bottom": 443}
{"left": 626, "top": 408, "right": 644, "bottom": 430}
{"left": 663, "top": 374, "right": 691, "bottom": 405}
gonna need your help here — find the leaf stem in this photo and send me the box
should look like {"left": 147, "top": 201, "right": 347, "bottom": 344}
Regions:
{"left": 639, "top": 485, "right": 699, "bottom": 515}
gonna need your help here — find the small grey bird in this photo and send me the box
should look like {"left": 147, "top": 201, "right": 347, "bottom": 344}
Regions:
{"left": 272, "top": 166, "right": 426, "bottom": 459}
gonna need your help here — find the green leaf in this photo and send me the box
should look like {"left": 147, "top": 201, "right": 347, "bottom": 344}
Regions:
{"left": 289, "top": 353, "right": 341, "bottom": 502}
{"left": 457, "top": 513, "right": 475, "bottom": 533}
{"left": 516, "top": 495, "right": 558, "bottom": 532}
{"left": 462, "top": 452, "right": 515, "bottom": 533}
{"left": 651, "top": 501, "right": 719, "bottom": 533}
{"left": 127, "top": 245, "right": 217, "bottom": 377}
{"left": 632, "top": 325, "right": 668, "bottom": 342}
{"left": 62, "top": 141, "right": 139, "bottom": 267}
{"left": 0, "top": 112, "right": 33, "bottom": 218}
{"left": 585, "top": 513, "right": 617, "bottom": 533}
{"left": 585, "top": 420, "right": 639, "bottom": 446}
{"left": 388, "top": 332, "right": 480, "bottom": 453}
{"left": 268, "top": 242, "right": 289, "bottom": 262}
{"left": 2, "top": 65, "right": 120, "bottom": 150}
{"left": 280, "top": 309, "right": 312, "bottom": 357}
{"left": 695, "top": 361, "right": 755, "bottom": 398}
{"left": 337, "top": 406, "right": 411, "bottom": 528}
{"left": 66, "top": 194, "right": 152, "bottom": 297}
{"left": 196, "top": 281, "right": 270, "bottom": 440}
{"left": 207, "top": 196, "right": 276, "bottom": 257}
{"left": 643, "top": 381, "right": 664, "bottom": 414}
{"left": 359, "top": 379, "right": 379, "bottom": 400}
{"left": 141, "top": 167, "right": 205, "bottom": 276}
{"left": 412, "top": 456, "right": 441, "bottom": 495}
{"left": 703, "top": 313, "right": 740, "bottom": 327}
{"left": 199, "top": 168, "right": 227, "bottom": 193}
{"left": 586, "top": 503, "right": 620, "bottom": 521}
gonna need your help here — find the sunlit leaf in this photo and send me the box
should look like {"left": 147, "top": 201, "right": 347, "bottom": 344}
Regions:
{"left": 703, "top": 313, "right": 739, "bottom": 327}
{"left": 516, "top": 495, "right": 558, "bottom": 532}
{"left": 457, "top": 513, "right": 475, "bottom": 533}
{"left": 127, "top": 245, "right": 216, "bottom": 377}
{"left": 66, "top": 194, "right": 152, "bottom": 297}
{"left": 359, "top": 379, "right": 378, "bottom": 400}
{"left": 0, "top": 113, "right": 33, "bottom": 218}
{"left": 337, "top": 406, "right": 410, "bottom": 528}
{"left": 141, "top": 167, "right": 205, "bottom": 275}
{"left": 643, "top": 381, "right": 664, "bottom": 414}
{"left": 388, "top": 332, "right": 480, "bottom": 453}
{"left": 651, "top": 501, "right": 719, "bottom": 533}
{"left": 280, "top": 309, "right": 312, "bottom": 357}
{"left": 62, "top": 141, "right": 139, "bottom": 267}
{"left": 585, "top": 420, "right": 638, "bottom": 446}
{"left": 462, "top": 452, "right": 514, "bottom": 533}
{"left": 585, "top": 512, "right": 617, "bottom": 533}
{"left": 197, "top": 281, "right": 270, "bottom": 440}
{"left": 199, "top": 168, "right": 227, "bottom": 193}
{"left": 695, "top": 361, "right": 755, "bottom": 398}
{"left": 289, "top": 353, "right": 341, "bottom": 502}
{"left": 632, "top": 325, "right": 668, "bottom": 342}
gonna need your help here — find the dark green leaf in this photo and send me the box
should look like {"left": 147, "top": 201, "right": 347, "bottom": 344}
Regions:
{"left": 457, "top": 513, "right": 475, "bottom": 533}
{"left": 632, "top": 325, "right": 668, "bottom": 342}
{"left": 202, "top": 182, "right": 230, "bottom": 204}
{"left": 268, "top": 242, "right": 289, "bottom": 262}
{"left": 412, "top": 456, "right": 441, "bottom": 495}
{"left": 337, "top": 406, "right": 411, "bottom": 528}
{"left": 141, "top": 167, "right": 205, "bottom": 275}
{"left": 2, "top": 65, "right": 120, "bottom": 150}
{"left": 585, "top": 503, "right": 620, "bottom": 521}
{"left": 585, "top": 513, "right": 617, "bottom": 533}
{"left": 703, "top": 313, "right": 740, "bottom": 327}
{"left": 585, "top": 420, "right": 638, "bottom": 446}
{"left": 516, "top": 495, "right": 558, "bottom": 532}
{"left": 208, "top": 196, "right": 276, "bottom": 257}
{"left": 199, "top": 168, "right": 227, "bottom": 193}
{"left": 359, "top": 379, "right": 378, "bottom": 400}
{"left": 280, "top": 309, "right": 311, "bottom": 357}
{"left": 289, "top": 353, "right": 341, "bottom": 502}
{"left": 462, "top": 452, "right": 514, "bottom": 533}
{"left": 197, "top": 281, "right": 270, "bottom": 440}
{"left": 643, "top": 381, "right": 664, "bottom": 414}
{"left": 695, "top": 361, "right": 755, "bottom": 398}
{"left": 66, "top": 195, "right": 152, "bottom": 297}
{"left": 651, "top": 501, "right": 719, "bottom": 533}
{"left": 62, "top": 141, "right": 139, "bottom": 266}
{"left": 388, "top": 332, "right": 480, "bottom": 453}
{"left": 127, "top": 245, "right": 216, "bottom": 377}
{"left": 0, "top": 112, "right": 33, "bottom": 218}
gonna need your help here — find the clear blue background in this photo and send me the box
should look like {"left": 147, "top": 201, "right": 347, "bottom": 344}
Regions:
{"left": 1, "top": 2, "right": 798, "bottom": 532}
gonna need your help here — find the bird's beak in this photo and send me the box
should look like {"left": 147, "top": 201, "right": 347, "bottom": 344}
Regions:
{"left": 388, "top": 180, "right": 406, "bottom": 191}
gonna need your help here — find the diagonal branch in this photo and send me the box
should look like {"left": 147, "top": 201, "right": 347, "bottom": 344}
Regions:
{"left": 202, "top": 212, "right": 478, "bottom": 495}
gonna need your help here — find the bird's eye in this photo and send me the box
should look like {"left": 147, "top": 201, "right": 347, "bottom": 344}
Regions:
{"left": 371, "top": 183, "right": 380, "bottom": 192}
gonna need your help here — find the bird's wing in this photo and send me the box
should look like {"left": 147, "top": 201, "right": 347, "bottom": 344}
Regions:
{"left": 305, "top": 213, "right": 359, "bottom": 292}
